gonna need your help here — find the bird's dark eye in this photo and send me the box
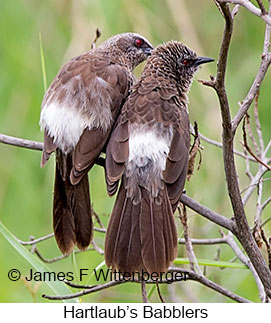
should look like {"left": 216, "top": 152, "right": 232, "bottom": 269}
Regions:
{"left": 135, "top": 39, "right": 143, "bottom": 47}
{"left": 182, "top": 59, "right": 191, "bottom": 65}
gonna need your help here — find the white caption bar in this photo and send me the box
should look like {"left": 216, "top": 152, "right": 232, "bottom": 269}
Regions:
{"left": 1, "top": 303, "right": 269, "bottom": 323}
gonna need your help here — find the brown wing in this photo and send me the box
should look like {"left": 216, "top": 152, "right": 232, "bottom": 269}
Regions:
{"left": 41, "top": 129, "right": 57, "bottom": 167}
{"left": 105, "top": 118, "right": 129, "bottom": 196}
{"left": 106, "top": 77, "right": 190, "bottom": 199}
{"left": 70, "top": 63, "right": 131, "bottom": 185}
{"left": 41, "top": 51, "right": 132, "bottom": 183}
{"left": 135, "top": 77, "right": 190, "bottom": 211}
{"left": 163, "top": 108, "right": 190, "bottom": 212}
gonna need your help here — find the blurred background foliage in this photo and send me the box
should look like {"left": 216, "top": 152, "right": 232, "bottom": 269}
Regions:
{"left": 0, "top": 0, "right": 270, "bottom": 303}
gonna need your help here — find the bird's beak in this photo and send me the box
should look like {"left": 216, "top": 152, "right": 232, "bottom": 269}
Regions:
{"left": 143, "top": 47, "right": 153, "bottom": 56}
{"left": 194, "top": 56, "right": 215, "bottom": 66}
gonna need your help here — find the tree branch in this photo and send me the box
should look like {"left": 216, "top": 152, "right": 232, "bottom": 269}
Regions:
{"left": 42, "top": 267, "right": 251, "bottom": 303}
{"left": 0, "top": 133, "right": 105, "bottom": 167}
{"left": 0, "top": 133, "right": 43, "bottom": 151}
{"left": 219, "top": 0, "right": 271, "bottom": 25}
{"left": 203, "top": 1, "right": 271, "bottom": 298}
{"left": 180, "top": 194, "right": 236, "bottom": 233}
{"left": 179, "top": 237, "right": 227, "bottom": 245}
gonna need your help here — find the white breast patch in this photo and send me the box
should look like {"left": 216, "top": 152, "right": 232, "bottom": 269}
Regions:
{"left": 128, "top": 126, "right": 172, "bottom": 172}
{"left": 40, "top": 102, "right": 92, "bottom": 153}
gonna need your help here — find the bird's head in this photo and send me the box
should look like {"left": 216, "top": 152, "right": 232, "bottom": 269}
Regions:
{"left": 98, "top": 33, "right": 153, "bottom": 71}
{"left": 152, "top": 41, "right": 214, "bottom": 91}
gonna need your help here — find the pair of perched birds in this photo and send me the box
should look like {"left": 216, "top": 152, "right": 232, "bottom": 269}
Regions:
{"left": 40, "top": 33, "right": 213, "bottom": 274}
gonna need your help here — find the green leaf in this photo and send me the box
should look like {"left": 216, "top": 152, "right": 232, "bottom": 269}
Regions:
{"left": 0, "top": 221, "right": 76, "bottom": 302}
{"left": 147, "top": 284, "right": 156, "bottom": 299}
{"left": 39, "top": 32, "right": 47, "bottom": 92}
{"left": 174, "top": 257, "right": 248, "bottom": 270}
{"left": 86, "top": 260, "right": 106, "bottom": 285}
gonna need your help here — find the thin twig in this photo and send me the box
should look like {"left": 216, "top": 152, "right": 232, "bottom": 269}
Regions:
{"left": 231, "top": 0, "right": 271, "bottom": 132}
{"left": 92, "top": 240, "right": 104, "bottom": 255}
{"left": 262, "top": 196, "right": 271, "bottom": 210}
{"left": 242, "top": 167, "right": 269, "bottom": 205}
{"left": 0, "top": 133, "right": 43, "bottom": 151}
{"left": 0, "top": 133, "right": 106, "bottom": 167}
{"left": 179, "top": 194, "right": 236, "bottom": 233}
{"left": 17, "top": 233, "right": 54, "bottom": 246}
{"left": 156, "top": 283, "right": 165, "bottom": 303}
{"left": 218, "top": 0, "right": 271, "bottom": 25}
{"left": 256, "top": 0, "right": 267, "bottom": 15}
{"left": 220, "top": 231, "right": 267, "bottom": 302}
{"left": 179, "top": 237, "right": 227, "bottom": 245}
{"left": 245, "top": 113, "right": 260, "bottom": 156}
{"left": 43, "top": 267, "right": 251, "bottom": 303}
{"left": 33, "top": 246, "right": 95, "bottom": 263}
{"left": 254, "top": 91, "right": 265, "bottom": 155}
{"left": 261, "top": 229, "right": 271, "bottom": 271}
{"left": 242, "top": 116, "right": 271, "bottom": 170}
{"left": 141, "top": 281, "right": 149, "bottom": 303}
{"left": 42, "top": 280, "right": 127, "bottom": 300}
{"left": 92, "top": 209, "right": 105, "bottom": 229}
{"left": 16, "top": 226, "right": 106, "bottom": 246}
{"left": 196, "top": 128, "right": 256, "bottom": 161}
{"left": 178, "top": 204, "right": 202, "bottom": 274}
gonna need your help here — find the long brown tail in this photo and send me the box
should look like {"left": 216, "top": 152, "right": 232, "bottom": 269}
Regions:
{"left": 105, "top": 183, "right": 178, "bottom": 273}
{"left": 53, "top": 153, "right": 93, "bottom": 254}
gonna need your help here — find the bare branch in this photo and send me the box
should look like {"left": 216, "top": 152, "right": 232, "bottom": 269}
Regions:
{"left": 16, "top": 233, "right": 54, "bottom": 246}
{"left": 231, "top": 0, "right": 271, "bottom": 132}
{"left": 92, "top": 240, "right": 104, "bottom": 255}
{"left": 43, "top": 267, "right": 251, "bottom": 303}
{"left": 156, "top": 283, "right": 165, "bottom": 303}
{"left": 0, "top": 133, "right": 106, "bottom": 167}
{"left": 179, "top": 237, "right": 227, "bottom": 245}
{"left": 197, "top": 129, "right": 256, "bottom": 161}
{"left": 221, "top": 231, "right": 267, "bottom": 302}
{"left": 170, "top": 267, "right": 251, "bottom": 302}
{"left": 141, "top": 281, "right": 149, "bottom": 303}
{"left": 231, "top": 54, "right": 271, "bottom": 132}
{"left": 33, "top": 246, "right": 94, "bottom": 263}
{"left": 242, "top": 167, "right": 268, "bottom": 205}
{"left": 262, "top": 196, "right": 271, "bottom": 211}
{"left": 203, "top": 2, "right": 271, "bottom": 298}
{"left": 256, "top": 0, "right": 267, "bottom": 15}
{"left": 179, "top": 194, "right": 236, "bottom": 233}
{"left": 42, "top": 280, "right": 127, "bottom": 300}
{"left": 218, "top": 0, "right": 271, "bottom": 25}
{"left": 0, "top": 133, "right": 43, "bottom": 151}
{"left": 178, "top": 204, "right": 202, "bottom": 274}
{"left": 254, "top": 91, "right": 265, "bottom": 155}
{"left": 242, "top": 116, "right": 271, "bottom": 171}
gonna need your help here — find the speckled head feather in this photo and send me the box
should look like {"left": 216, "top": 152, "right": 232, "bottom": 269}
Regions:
{"left": 142, "top": 41, "right": 213, "bottom": 92}
{"left": 97, "top": 32, "right": 153, "bottom": 71}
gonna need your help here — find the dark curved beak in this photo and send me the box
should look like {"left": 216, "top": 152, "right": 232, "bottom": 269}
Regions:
{"left": 194, "top": 56, "right": 215, "bottom": 66}
{"left": 143, "top": 47, "right": 153, "bottom": 56}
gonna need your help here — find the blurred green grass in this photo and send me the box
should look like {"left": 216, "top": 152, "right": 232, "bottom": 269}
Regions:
{"left": 0, "top": 0, "right": 270, "bottom": 302}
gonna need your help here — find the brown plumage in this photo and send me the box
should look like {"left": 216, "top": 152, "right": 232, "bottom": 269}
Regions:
{"left": 40, "top": 33, "right": 153, "bottom": 254}
{"left": 105, "top": 41, "right": 214, "bottom": 273}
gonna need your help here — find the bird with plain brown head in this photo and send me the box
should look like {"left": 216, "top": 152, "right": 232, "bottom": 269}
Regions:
{"left": 105, "top": 41, "right": 214, "bottom": 274}
{"left": 40, "top": 33, "right": 153, "bottom": 255}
